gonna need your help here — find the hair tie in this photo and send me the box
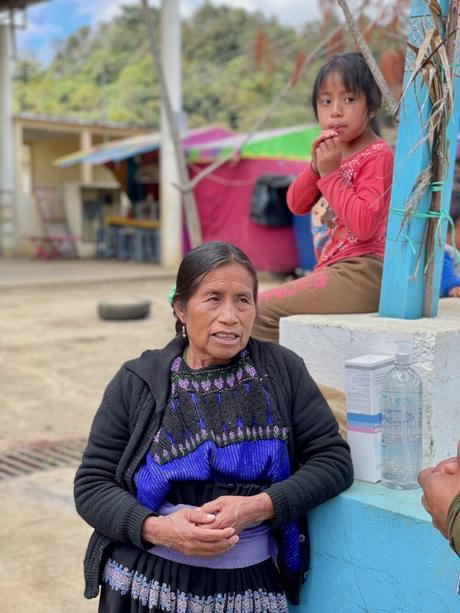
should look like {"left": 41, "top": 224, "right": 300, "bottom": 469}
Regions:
{"left": 168, "top": 285, "right": 176, "bottom": 305}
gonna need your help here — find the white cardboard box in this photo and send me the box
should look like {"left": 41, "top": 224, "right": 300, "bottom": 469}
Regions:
{"left": 347, "top": 430, "right": 382, "bottom": 483}
{"left": 345, "top": 354, "right": 394, "bottom": 482}
{"left": 345, "top": 354, "right": 394, "bottom": 415}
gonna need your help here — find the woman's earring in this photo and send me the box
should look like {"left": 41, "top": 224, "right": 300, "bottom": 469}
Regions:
{"left": 181, "top": 323, "right": 187, "bottom": 339}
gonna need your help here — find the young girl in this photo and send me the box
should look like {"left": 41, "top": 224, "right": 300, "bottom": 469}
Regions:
{"left": 252, "top": 52, "right": 394, "bottom": 342}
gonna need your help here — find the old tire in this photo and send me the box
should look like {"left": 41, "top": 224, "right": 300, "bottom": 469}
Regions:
{"left": 97, "top": 298, "right": 151, "bottom": 321}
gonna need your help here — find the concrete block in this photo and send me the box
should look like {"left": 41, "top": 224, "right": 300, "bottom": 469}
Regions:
{"left": 290, "top": 482, "right": 459, "bottom": 613}
{"left": 280, "top": 300, "right": 460, "bottom": 464}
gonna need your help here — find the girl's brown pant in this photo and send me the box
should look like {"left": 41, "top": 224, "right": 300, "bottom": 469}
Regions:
{"left": 252, "top": 256, "right": 383, "bottom": 343}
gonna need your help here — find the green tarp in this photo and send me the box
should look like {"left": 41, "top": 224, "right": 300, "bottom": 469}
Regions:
{"left": 186, "top": 124, "right": 320, "bottom": 162}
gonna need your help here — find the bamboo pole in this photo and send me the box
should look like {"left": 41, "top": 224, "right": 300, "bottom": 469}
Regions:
{"left": 423, "top": 0, "right": 459, "bottom": 315}
{"left": 140, "top": 0, "right": 202, "bottom": 247}
{"left": 337, "top": 0, "right": 399, "bottom": 118}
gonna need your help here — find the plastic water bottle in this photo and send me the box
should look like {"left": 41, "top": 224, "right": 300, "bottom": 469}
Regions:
{"left": 381, "top": 341, "right": 423, "bottom": 489}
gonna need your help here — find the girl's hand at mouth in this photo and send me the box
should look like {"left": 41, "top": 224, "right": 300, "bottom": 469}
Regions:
{"left": 311, "top": 130, "right": 339, "bottom": 174}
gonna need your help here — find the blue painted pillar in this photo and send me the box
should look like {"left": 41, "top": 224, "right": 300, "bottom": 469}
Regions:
{"left": 379, "top": 0, "right": 460, "bottom": 318}
{"left": 290, "top": 482, "right": 460, "bottom": 612}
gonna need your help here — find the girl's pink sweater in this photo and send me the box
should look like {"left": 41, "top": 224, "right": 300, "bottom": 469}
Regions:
{"left": 287, "top": 141, "right": 394, "bottom": 270}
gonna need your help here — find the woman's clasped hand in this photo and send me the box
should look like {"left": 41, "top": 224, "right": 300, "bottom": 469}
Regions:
{"left": 141, "top": 507, "right": 239, "bottom": 556}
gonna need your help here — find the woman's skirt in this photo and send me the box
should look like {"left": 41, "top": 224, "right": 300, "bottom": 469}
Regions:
{"left": 99, "top": 542, "right": 288, "bottom": 612}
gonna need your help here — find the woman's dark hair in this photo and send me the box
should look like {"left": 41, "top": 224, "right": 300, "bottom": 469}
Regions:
{"left": 172, "top": 242, "right": 258, "bottom": 335}
{"left": 311, "top": 52, "right": 382, "bottom": 135}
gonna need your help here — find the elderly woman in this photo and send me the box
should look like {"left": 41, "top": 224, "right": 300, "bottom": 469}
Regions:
{"left": 74, "top": 241, "right": 353, "bottom": 612}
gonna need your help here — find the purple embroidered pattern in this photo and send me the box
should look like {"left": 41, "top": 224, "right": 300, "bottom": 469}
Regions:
{"left": 102, "top": 559, "right": 289, "bottom": 612}
{"left": 149, "top": 349, "right": 288, "bottom": 467}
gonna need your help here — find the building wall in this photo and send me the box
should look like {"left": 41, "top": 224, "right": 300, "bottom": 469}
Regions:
{"left": 24, "top": 133, "right": 119, "bottom": 188}
{"left": 27, "top": 135, "right": 81, "bottom": 187}
{"left": 92, "top": 164, "right": 116, "bottom": 184}
{"left": 13, "top": 118, "right": 141, "bottom": 256}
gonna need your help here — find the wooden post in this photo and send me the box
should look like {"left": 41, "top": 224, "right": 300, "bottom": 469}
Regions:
{"left": 141, "top": 0, "right": 202, "bottom": 258}
{"left": 424, "top": 0, "right": 460, "bottom": 315}
{"left": 79, "top": 129, "right": 93, "bottom": 185}
{"left": 0, "top": 24, "right": 16, "bottom": 255}
{"left": 379, "top": 0, "right": 460, "bottom": 319}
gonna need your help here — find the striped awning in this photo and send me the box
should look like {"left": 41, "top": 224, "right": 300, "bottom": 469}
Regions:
{"left": 53, "top": 126, "right": 235, "bottom": 168}
{"left": 54, "top": 124, "right": 320, "bottom": 168}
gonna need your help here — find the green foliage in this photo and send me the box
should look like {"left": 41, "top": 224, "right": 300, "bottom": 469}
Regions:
{"left": 13, "top": 2, "right": 386, "bottom": 130}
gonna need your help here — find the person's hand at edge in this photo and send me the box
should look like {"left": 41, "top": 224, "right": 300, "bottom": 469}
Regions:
{"left": 448, "top": 286, "right": 460, "bottom": 298}
{"left": 418, "top": 441, "right": 460, "bottom": 538}
{"left": 432, "top": 441, "right": 460, "bottom": 475}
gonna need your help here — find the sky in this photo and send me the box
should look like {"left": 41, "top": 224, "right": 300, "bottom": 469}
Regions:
{"left": 15, "top": 0, "right": 323, "bottom": 65}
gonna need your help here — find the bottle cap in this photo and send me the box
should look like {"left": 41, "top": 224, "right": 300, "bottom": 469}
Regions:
{"left": 395, "top": 340, "right": 413, "bottom": 364}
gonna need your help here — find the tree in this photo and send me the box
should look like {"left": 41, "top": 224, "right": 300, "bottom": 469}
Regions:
{"left": 13, "top": 2, "right": 408, "bottom": 130}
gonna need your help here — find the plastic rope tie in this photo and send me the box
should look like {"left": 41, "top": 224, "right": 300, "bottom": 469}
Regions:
{"left": 390, "top": 207, "right": 460, "bottom": 269}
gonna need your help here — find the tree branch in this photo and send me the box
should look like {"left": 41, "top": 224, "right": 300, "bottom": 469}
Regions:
{"left": 337, "top": 0, "right": 399, "bottom": 118}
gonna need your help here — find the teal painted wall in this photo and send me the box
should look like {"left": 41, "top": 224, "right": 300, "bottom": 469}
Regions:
{"left": 291, "top": 482, "right": 459, "bottom": 613}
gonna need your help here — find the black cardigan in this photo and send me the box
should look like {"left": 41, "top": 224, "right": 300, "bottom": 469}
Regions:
{"left": 74, "top": 336, "right": 353, "bottom": 604}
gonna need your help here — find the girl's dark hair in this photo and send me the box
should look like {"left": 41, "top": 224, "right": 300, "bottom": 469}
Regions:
{"left": 172, "top": 242, "right": 258, "bottom": 335}
{"left": 311, "top": 52, "right": 382, "bottom": 135}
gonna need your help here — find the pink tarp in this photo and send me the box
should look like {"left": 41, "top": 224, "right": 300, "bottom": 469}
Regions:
{"left": 188, "top": 158, "right": 306, "bottom": 273}
{"left": 182, "top": 127, "right": 235, "bottom": 147}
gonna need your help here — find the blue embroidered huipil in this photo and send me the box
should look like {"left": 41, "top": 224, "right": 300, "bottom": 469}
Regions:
{"left": 135, "top": 349, "right": 300, "bottom": 574}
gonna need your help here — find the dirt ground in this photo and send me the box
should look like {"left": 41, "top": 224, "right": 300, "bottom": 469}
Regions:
{"left": 0, "top": 259, "right": 279, "bottom": 613}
